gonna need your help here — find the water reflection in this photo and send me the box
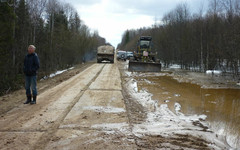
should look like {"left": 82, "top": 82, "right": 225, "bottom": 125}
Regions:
{"left": 137, "top": 76, "right": 240, "bottom": 147}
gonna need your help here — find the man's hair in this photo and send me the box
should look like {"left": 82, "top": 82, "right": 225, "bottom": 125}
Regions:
{"left": 29, "top": 45, "right": 36, "bottom": 50}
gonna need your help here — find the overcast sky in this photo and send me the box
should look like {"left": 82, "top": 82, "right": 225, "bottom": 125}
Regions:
{"left": 63, "top": 0, "right": 209, "bottom": 47}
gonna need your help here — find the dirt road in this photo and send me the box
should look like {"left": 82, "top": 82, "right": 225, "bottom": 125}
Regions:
{"left": 0, "top": 62, "right": 231, "bottom": 149}
{"left": 0, "top": 63, "right": 134, "bottom": 150}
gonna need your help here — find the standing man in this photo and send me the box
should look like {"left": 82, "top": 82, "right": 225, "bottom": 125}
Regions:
{"left": 23, "top": 45, "right": 40, "bottom": 104}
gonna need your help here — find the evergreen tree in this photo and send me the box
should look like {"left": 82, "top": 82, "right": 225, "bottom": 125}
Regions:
{"left": 0, "top": 2, "right": 15, "bottom": 93}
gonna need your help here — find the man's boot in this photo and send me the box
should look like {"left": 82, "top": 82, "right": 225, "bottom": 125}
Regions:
{"left": 24, "top": 95, "right": 31, "bottom": 104}
{"left": 31, "top": 96, "right": 36, "bottom": 104}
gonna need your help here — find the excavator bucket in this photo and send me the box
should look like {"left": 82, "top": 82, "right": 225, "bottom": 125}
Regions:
{"left": 128, "top": 61, "right": 161, "bottom": 72}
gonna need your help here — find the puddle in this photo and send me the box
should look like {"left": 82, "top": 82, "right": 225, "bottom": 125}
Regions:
{"left": 137, "top": 75, "right": 240, "bottom": 147}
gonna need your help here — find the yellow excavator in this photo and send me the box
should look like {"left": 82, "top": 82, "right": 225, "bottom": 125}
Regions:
{"left": 129, "top": 36, "right": 161, "bottom": 72}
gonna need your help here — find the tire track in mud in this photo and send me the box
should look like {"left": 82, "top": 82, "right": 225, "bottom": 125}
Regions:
{"left": 118, "top": 63, "right": 147, "bottom": 127}
{"left": 32, "top": 64, "right": 106, "bottom": 150}
{"left": 121, "top": 83, "right": 147, "bottom": 127}
{"left": 119, "top": 66, "right": 150, "bottom": 149}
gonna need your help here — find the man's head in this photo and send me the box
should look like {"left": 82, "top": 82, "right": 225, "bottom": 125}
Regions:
{"left": 28, "top": 45, "right": 36, "bottom": 54}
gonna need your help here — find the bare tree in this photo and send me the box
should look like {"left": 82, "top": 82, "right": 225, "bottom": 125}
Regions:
{"left": 234, "top": 0, "right": 240, "bottom": 15}
{"left": 27, "top": 0, "right": 47, "bottom": 44}
{"left": 209, "top": 0, "right": 222, "bottom": 15}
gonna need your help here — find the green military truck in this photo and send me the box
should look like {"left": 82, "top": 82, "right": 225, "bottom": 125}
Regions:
{"left": 97, "top": 45, "right": 115, "bottom": 63}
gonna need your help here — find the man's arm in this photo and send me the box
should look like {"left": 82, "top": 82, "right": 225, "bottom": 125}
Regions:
{"left": 23, "top": 56, "right": 27, "bottom": 74}
{"left": 33, "top": 54, "right": 40, "bottom": 71}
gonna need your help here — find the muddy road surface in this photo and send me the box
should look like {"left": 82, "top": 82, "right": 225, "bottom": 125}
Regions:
{"left": 0, "top": 62, "right": 235, "bottom": 149}
{"left": 0, "top": 63, "right": 133, "bottom": 150}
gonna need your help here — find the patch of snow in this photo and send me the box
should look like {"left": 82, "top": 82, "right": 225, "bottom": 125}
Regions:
{"left": 144, "top": 79, "right": 153, "bottom": 84}
{"left": 201, "top": 85, "right": 220, "bottom": 89}
{"left": 237, "top": 82, "right": 240, "bottom": 86}
{"left": 125, "top": 71, "right": 132, "bottom": 77}
{"left": 174, "top": 103, "right": 181, "bottom": 112}
{"left": 40, "top": 76, "right": 48, "bottom": 81}
{"left": 169, "top": 64, "right": 181, "bottom": 69}
{"left": 162, "top": 92, "right": 169, "bottom": 95}
{"left": 210, "top": 122, "right": 240, "bottom": 148}
{"left": 40, "top": 66, "right": 75, "bottom": 81}
{"left": 127, "top": 71, "right": 168, "bottom": 78}
{"left": 102, "top": 60, "right": 110, "bottom": 63}
{"left": 83, "top": 137, "right": 106, "bottom": 145}
{"left": 49, "top": 69, "right": 67, "bottom": 78}
{"left": 83, "top": 106, "right": 125, "bottom": 113}
{"left": 218, "top": 128, "right": 225, "bottom": 135}
{"left": 130, "top": 79, "right": 138, "bottom": 92}
{"left": 132, "top": 103, "right": 209, "bottom": 136}
{"left": 174, "top": 94, "right": 181, "bottom": 97}
{"left": 91, "top": 123, "right": 129, "bottom": 134}
{"left": 205, "top": 94, "right": 211, "bottom": 97}
{"left": 206, "top": 70, "right": 222, "bottom": 75}
{"left": 226, "top": 134, "right": 240, "bottom": 149}
{"left": 209, "top": 101, "right": 217, "bottom": 104}
{"left": 128, "top": 79, "right": 156, "bottom": 111}
{"left": 164, "top": 100, "right": 170, "bottom": 103}
{"left": 124, "top": 61, "right": 129, "bottom": 70}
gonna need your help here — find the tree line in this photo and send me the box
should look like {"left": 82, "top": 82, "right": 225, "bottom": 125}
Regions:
{"left": 118, "top": 0, "right": 240, "bottom": 76}
{"left": 0, "top": 0, "right": 106, "bottom": 95}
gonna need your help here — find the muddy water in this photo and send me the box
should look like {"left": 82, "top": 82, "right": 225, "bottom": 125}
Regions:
{"left": 136, "top": 75, "right": 240, "bottom": 146}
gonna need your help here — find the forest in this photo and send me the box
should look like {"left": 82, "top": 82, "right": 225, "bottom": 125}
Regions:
{"left": 0, "top": 0, "right": 106, "bottom": 95}
{"left": 118, "top": 0, "right": 240, "bottom": 75}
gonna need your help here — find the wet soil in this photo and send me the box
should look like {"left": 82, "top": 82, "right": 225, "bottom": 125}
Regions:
{"left": 0, "top": 59, "right": 237, "bottom": 149}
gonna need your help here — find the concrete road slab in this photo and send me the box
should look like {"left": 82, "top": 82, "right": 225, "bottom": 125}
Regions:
{"left": 61, "top": 90, "right": 127, "bottom": 128}
{"left": 89, "top": 64, "right": 121, "bottom": 90}
{"left": 0, "top": 64, "right": 104, "bottom": 131}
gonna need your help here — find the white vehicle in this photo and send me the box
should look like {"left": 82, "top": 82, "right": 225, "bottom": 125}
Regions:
{"left": 117, "top": 50, "right": 127, "bottom": 61}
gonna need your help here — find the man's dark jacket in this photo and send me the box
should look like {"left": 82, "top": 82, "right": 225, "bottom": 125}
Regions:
{"left": 24, "top": 53, "right": 40, "bottom": 76}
